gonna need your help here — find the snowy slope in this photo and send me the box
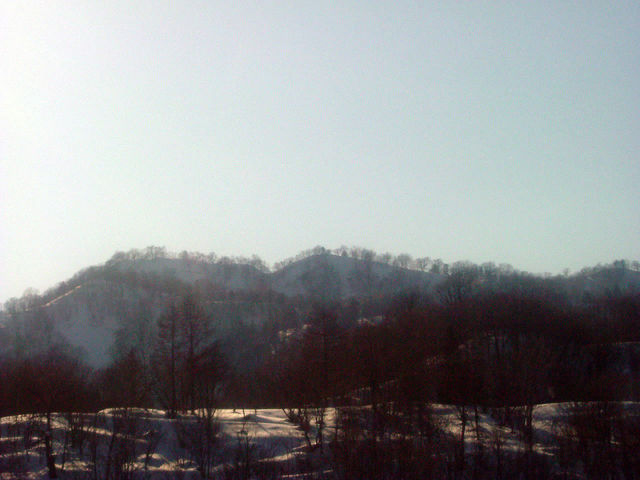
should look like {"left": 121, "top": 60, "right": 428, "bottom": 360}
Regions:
{"left": 110, "top": 257, "right": 268, "bottom": 291}
{"left": 271, "top": 254, "right": 444, "bottom": 298}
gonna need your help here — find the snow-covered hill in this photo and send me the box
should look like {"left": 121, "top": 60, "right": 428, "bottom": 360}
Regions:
{"left": 0, "top": 278, "right": 169, "bottom": 367}
{"left": 106, "top": 253, "right": 443, "bottom": 298}
{"left": 108, "top": 257, "right": 269, "bottom": 291}
{"left": 1, "top": 251, "right": 638, "bottom": 369}
{"left": 271, "top": 254, "right": 443, "bottom": 298}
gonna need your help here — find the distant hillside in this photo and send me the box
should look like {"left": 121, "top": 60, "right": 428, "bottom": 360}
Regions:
{"left": 107, "top": 256, "right": 269, "bottom": 291}
{"left": 573, "top": 265, "right": 640, "bottom": 299}
{"left": 89, "top": 251, "right": 444, "bottom": 299}
{"left": 0, "top": 251, "right": 441, "bottom": 366}
{"left": 271, "top": 253, "right": 443, "bottom": 298}
{"left": 1, "top": 248, "right": 638, "bottom": 368}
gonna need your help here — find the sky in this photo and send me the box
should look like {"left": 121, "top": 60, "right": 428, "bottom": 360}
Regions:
{"left": 1, "top": 1, "right": 639, "bottom": 302}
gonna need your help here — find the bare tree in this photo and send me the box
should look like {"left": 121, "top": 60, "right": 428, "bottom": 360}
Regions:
{"left": 8, "top": 350, "right": 92, "bottom": 478}
{"left": 154, "top": 294, "right": 218, "bottom": 416}
{"left": 153, "top": 303, "right": 182, "bottom": 417}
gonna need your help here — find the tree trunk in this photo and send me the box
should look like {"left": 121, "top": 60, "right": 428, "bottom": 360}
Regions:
{"left": 45, "top": 413, "right": 58, "bottom": 479}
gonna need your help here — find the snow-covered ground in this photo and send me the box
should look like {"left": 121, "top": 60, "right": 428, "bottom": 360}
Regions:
{"left": 0, "top": 408, "right": 319, "bottom": 479}
{"left": 5, "top": 403, "right": 635, "bottom": 479}
{"left": 5, "top": 402, "right": 640, "bottom": 478}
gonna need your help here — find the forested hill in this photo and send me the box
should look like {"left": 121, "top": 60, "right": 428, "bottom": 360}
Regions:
{"left": 1, "top": 249, "right": 640, "bottom": 480}
{"left": 0, "top": 247, "right": 639, "bottom": 368}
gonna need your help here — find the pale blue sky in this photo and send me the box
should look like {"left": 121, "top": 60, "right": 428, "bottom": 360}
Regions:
{"left": 1, "top": 1, "right": 639, "bottom": 301}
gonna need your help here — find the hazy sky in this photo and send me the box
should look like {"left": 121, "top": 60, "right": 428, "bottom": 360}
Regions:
{"left": 1, "top": 1, "right": 639, "bottom": 301}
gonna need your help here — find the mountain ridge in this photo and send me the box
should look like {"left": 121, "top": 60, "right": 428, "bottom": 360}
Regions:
{"left": 1, "top": 248, "right": 638, "bottom": 368}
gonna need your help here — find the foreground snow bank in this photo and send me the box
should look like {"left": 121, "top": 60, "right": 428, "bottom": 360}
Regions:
{"left": 2, "top": 403, "right": 639, "bottom": 479}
